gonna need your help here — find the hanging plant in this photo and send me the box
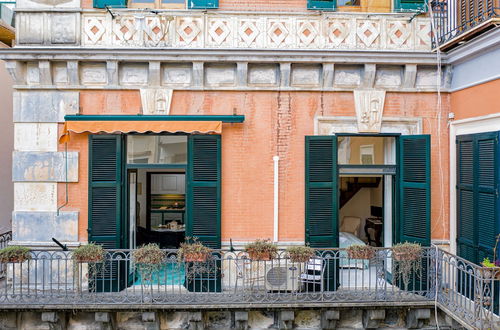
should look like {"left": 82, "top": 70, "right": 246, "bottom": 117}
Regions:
{"left": 286, "top": 245, "right": 315, "bottom": 263}
{"left": 178, "top": 237, "right": 212, "bottom": 263}
{"left": 72, "top": 243, "right": 105, "bottom": 263}
{"left": 245, "top": 239, "right": 277, "bottom": 261}
{"left": 346, "top": 244, "right": 376, "bottom": 260}
{"left": 392, "top": 242, "right": 422, "bottom": 290}
{"left": 0, "top": 246, "right": 31, "bottom": 263}
{"left": 133, "top": 243, "right": 165, "bottom": 277}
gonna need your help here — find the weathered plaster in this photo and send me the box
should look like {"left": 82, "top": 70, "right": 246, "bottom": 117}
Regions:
{"left": 14, "top": 182, "right": 57, "bottom": 212}
{"left": 12, "top": 211, "right": 78, "bottom": 242}
{"left": 14, "top": 123, "right": 58, "bottom": 152}
{"left": 13, "top": 91, "right": 79, "bottom": 123}
{"left": 13, "top": 151, "right": 78, "bottom": 182}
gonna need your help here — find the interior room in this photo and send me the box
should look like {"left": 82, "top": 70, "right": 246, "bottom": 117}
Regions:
{"left": 339, "top": 175, "right": 384, "bottom": 247}
{"left": 127, "top": 135, "right": 188, "bottom": 250}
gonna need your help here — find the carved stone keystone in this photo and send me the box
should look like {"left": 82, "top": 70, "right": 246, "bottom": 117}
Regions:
{"left": 354, "top": 90, "right": 386, "bottom": 133}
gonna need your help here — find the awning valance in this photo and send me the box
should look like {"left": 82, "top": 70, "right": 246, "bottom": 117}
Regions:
{"left": 59, "top": 120, "right": 222, "bottom": 144}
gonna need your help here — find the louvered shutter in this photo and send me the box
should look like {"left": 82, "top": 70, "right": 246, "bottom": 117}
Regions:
{"left": 307, "top": 0, "right": 336, "bottom": 10}
{"left": 457, "top": 132, "right": 499, "bottom": 264}
{"left": 187, "top": 135, "right": 221, "bottom": 249}
{"left": 457, "top": 136, "right": 476, "bottom": 263}
{"left": 305, "top": 136, "right": 338, "bottom": 248}
{"left": 93, "top": 0, "right": 127, "bottom": 9}
{"left": 88, "top": 135, "right": 125, "bottom": 292}
{"left": 187, "top": 0, "right": 218, "bottom": 9}
{"left": 398, "top": 135, "right": 431, "bottom": 246}
{"left": 395, "top": 0, "right": 426, "bottom": 11}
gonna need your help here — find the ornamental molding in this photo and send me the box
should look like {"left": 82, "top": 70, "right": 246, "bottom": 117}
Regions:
{"left": 353, "top": 90, "right": 386, "bottom": 133}
{"left": 15, "top": 10, "right": 432, "bottom": 52}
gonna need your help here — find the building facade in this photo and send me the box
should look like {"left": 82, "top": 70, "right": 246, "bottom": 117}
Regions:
{"left": 1, "top": 0, "right": 500, "bottom": 328}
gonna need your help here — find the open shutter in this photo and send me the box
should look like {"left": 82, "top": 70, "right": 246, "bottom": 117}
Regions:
{"left": 187, "top": 135, "right": 221, "bottom": 249}
{"left": 395, "top": 0, "right": 426, "bottom": 11}
{"left": 456, "top": 135, "right": 476, "bottom": 262}
{"left": 88, "top": 135, "right": 125, "bottom": 292}
{"left": 398, "top": 135, "right": 430, "bottom": 246}
{"left": 305, "top": 136, "right": 338, "bottom": 248}
{"left": 457, "top": 132, "right": 500, "bottom": 264}
{"left": 188, "top": 0, "right": 218, "bottom": 9}
{"left": 307, "top": 0, "right": 336, "bottom": 10}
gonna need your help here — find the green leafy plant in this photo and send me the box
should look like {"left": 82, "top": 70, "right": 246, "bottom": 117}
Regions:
{"left": 72, "top": 243, "right": 105, "bottom": 263}
{"left": 0, "top": 246, "right": 31, "bottom": 263}
{"left": 346, "top": 244, "right": 376, "bottom": 260}
{"left": 392, "top": 242, "right": 422, "bottom": 290}
{"left": 286, "top": 245, "right": 315, "bottom": 263}
{"left": 245, "top": 239, "right": 278, "bottom": 261}
{"left": 178, "top": 237, "right": 212, "bottom": 262}
{"left": 133, "top": 243, "right": 166, "bottom": 280}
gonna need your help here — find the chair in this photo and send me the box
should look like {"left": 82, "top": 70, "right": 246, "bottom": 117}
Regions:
{"left": 340, "top": 216, "right": 361, "bottom": 237}
{"left": 299, "top": 257, "right": 326, "bottom": 293}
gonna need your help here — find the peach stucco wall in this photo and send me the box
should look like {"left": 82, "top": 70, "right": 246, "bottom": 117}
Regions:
{"left": 60, "top": 90, "right": 450, "bottom": 243}
{"left": 451, "top": 79, "right": 500, "bottom": 121}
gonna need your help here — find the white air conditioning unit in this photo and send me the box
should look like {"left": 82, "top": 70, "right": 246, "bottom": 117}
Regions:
{"left": 264, "top": 262, "right": 304, "bottom": 292}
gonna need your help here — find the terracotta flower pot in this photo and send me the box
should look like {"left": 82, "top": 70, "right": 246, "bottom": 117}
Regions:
{"left": 393, "top": 251, "right": 420, "bottom": 262}
{"left": 183, "top": 253, "right": 208, "bottom": 263}
{"left": 289, "top": 255, "right": 313, "bottom": 263}
{"left": 347, "top": 248, "right": 375, "bottom": 260}
{"left": 248, "top": 251, "right": 274, "bottom": 261}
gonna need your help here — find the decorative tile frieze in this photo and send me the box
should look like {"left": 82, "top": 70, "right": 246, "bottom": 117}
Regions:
{"left": 13, "top": 151, "right": 79, "bottom": 182}
{"left": 15, "top": 11, "right": 431, "bottom": 51}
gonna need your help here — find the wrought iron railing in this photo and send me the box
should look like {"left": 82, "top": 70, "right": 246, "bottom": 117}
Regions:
{"left": 431, "top": 0, "right": 500, "bottom": 48}
{"left": 0, "top": 231, "right": 11, "bottom": 278}
{"left": 0, "top": 246, "right": 498, "bottom": 329}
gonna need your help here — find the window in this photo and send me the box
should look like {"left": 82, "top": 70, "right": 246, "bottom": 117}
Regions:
{"left": 127, "top": 135, "right": 187, "bottom": 165}
{"left": 338, "top": 136, "right": 395, "bottom": 165}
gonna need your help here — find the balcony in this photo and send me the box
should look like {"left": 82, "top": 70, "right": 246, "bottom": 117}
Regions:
{"left": 14, "top": 9, "right": 432, "bottom": 52}
{"left": 431, "top": 0, "right": 500, "bottom": 50}
{"left": 0, "top": 245, "right": 499, "bottom": 329}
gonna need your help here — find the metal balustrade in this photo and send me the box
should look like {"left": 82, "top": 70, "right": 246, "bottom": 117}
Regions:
{"left": 431, "top": 0, "right": 500, "bottom": 49}
{"left": 0, "top": 246, "right": 498, "bottom": 329}
{"left": 0, "top": 231, "right": 11, "bottom": 279}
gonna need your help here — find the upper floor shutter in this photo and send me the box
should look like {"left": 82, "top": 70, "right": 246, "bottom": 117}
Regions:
{"left": 395, "top": 0, "right": 427, "bottom": 11}
{"left": 307, "top": 0, "right": 336, "bottom": 11}
{"left": 93, "top": 0, "right": 127, "bottom": 9}
{"left": 188, "top": 0, "right": 218, "bottom": 9}
{"left": 398, "top": 135, "right": 431, "bottom": 246}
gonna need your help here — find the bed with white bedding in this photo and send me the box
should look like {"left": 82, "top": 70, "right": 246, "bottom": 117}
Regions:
{"left": 339, "top": 232, "right": 370, "bottom": 269}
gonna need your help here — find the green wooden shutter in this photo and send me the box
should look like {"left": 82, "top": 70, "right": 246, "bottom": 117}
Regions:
{"left": 456, "top": 135, "right": 476, "bottom": 263}
{"left": 93, "top": 0, "right": 127, "bottom": 9}
{"left": 457, "top": 132, "right": 500, "bottom": 264}
{"left": 88, "top": 135, "right": 126, "bottom": 292}
{"left": 398, "top": 135, "right": 431, "bottom": 246}
{"left": 395, "top": 0, "right": 427, "bottom": 11}
{"left": 188, "top": 0, "right": 218, "bottom": 9}
{"left": 305, "top": 136, "right": 338, "bottom": 248}
{"left": 307, "top": 0, "right": 336, "bottom": 11}
{"left": 187, "top": 135, "right": 221, "bottom": 249}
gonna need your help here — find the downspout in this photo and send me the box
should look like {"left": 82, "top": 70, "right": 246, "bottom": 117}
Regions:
{"left": 273, "top": 156, "right": 279, "bottom": 243}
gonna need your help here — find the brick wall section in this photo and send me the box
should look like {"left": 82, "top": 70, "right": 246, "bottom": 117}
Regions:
{"left": 68, "top": 90, "right": 450, "bottom": 243}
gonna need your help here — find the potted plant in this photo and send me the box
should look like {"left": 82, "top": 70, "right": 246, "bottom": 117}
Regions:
{"left": 392, "top": 242, "right": 422, "bottom": 290}
{"left": 392, "top": 242, "right": 422, "bottom": 261}
{"left": 480, "top": 257, "right": 500, "bottom": 280}
{"left": 133, "top": 243, "right": 165, "bottom": 276}
{"left": 245, "top": 239, "right": 277, "bottom": 261}
{"left": 0, "top": 246, "right": 31, "bottom": 263}
{"left": 178, "top": 237, "right": 212, "bottom": 263}
{"left": 72, "top": 243, "right": 105, "bottom": 263}
{"left": 346, "top": 244, "right": 376, "bottom": 260}
{"left": 286, "top": 245, "right": 315, "bottom": 263}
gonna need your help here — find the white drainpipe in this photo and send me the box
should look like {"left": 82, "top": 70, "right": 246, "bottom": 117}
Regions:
{"left": 273, "top": 156, "right": 280, "bottom": 243}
